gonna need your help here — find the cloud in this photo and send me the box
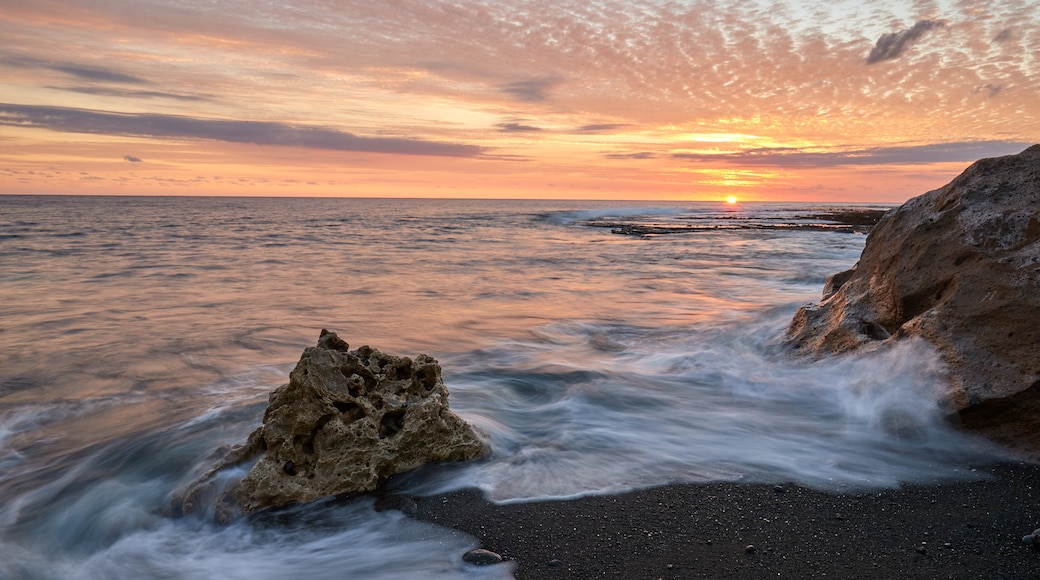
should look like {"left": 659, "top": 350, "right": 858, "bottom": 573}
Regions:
{"left": 50, "top": 64, "right": 148, "bottom": 84}
{"left": 974, "top": 83, "right": 1003, "bottom": 98}
{"left": 867, "top": 20, "right": 947, "bottom": 64}
{"left": 992, "top": 28, "right": 1013, "bottom": 43}
{"left": 52, "top": 86, "right": 209, "bottom": 101}
{"left": 605, "top": 151, "right": 656, "bottom": 160}
{"left": 3, "top": 55, "right": 149, "bottom": 84}
{"left": 123, "top": 155, "right": 142, "bottom": 163}
{"left": 496, "top": 122, "right": 541, "bottom": 132}
{"left": 579, "top": 124, "right": 627, "bottom": 132}
{"left": 500, "top": 77, "right": 562, "bottom": 102}
{"left": 0, "top": 103, "right": 484, "bottom": 158}
{"left": 671, "top": 141, "right": 1033, "bottom": 167}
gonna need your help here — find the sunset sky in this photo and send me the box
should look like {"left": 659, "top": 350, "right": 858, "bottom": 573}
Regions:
{"left": 1, "top": 0, "right": 1037, "bottom": 201}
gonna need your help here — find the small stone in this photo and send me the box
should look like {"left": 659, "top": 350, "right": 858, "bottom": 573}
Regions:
{"left": 463, "top": 549, "right": 503, "bottom": 565}
{"left": 915, "top": 545, "right": 927, "bottom": 554}
{"left": 283, "top": 460, "right": 296, "bottom": 476}
{"left": 666, "top": 563, "right": 675, "bottom": 569}
{"left": 745, "top": 545, "right": 756, "bottom": 554}
{"left": 548, "top": 559, "right": 561, "bottom": 568}
{"left": 774, "top": 485, "right": 786, "bottom": 493}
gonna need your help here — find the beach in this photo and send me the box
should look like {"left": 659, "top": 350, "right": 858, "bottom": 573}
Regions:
{"left": 1, "top": 196, "right": 1032, "bottom": 579}
{"left": 408, "top": 461, "right": 1040, "bottom": 578}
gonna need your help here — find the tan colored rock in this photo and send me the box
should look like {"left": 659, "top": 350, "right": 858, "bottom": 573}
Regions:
{"left": 181, "top": 330, "right": 489, "bottom": 517}
{"left": 785, "top": 145, "right": 1040, "bottom": 452}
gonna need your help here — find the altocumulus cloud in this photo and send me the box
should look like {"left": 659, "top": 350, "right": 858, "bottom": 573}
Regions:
{"left": 0, "top": 104, "right": 483, "bottom": 158}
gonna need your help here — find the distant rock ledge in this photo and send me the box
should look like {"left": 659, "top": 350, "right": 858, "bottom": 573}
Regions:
{"left": 784, "top": 145, "right": 1040, "bottom": 455}
{"left": 178, "top": 330, "right": 489, "bottom": 520}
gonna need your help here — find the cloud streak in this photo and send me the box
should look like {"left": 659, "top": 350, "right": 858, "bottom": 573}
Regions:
{"left": 0, "top": 103, "right": 484, "bottom": 157}
{"left": 496, "top": 122, "right": 542, "bottom": 132}
{"left": 2, "top": 55, "right": 149, "bottom": 84}
{"left": 867, "top": 20, "right": 947, "bottom": 64}
{"left": 50, "top": 64, "right": 148, "bottom": 84}
{"left": 672, "top": 141, "right": 1033, "bottom": 167}
{"left": 51, "top": 86, "right": 209, "bottom": 101}
{"left": 500, "top": 77, "right": 562, "bottom": 102}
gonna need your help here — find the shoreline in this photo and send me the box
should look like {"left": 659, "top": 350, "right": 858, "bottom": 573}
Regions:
{"left": 402, "top": 461, "right": 1040, "bottom": 578}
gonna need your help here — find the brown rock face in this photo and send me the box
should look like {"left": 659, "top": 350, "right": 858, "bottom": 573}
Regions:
{"left": 181, "top": 330, "right": 489, "bottom": 517}
{"left": 785, "top": 145, "right": 1040, "bottom": 451}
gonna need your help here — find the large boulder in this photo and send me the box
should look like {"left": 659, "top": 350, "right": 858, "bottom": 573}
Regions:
{"left": 181, "top": 330, "right": 489, "bottom": 518}
{"left": 785, "top": 145, "right": 1040, "bottom": 452}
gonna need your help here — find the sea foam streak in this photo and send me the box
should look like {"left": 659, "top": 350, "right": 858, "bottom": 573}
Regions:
{"left": 404, "top": 310, "right": 1001, "bottom": 501}
{"left": 0, "top": 197, "right": 1004, "bottom": 579}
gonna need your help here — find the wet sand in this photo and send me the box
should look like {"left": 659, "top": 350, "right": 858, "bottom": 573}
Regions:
{"left": 406, "top": 461, "right": 1040, "bottom": 579}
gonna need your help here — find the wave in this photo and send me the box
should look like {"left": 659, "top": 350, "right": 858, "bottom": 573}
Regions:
{"left": 402, "top": 310, "right": 1004, "bottom": 502}
{"left": 541, "top": 206, "right": 689, "bottom": 225}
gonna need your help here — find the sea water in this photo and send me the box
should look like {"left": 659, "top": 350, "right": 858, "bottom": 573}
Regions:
{"left": 0, "top": 196, "right": 1003, "bottom": 579}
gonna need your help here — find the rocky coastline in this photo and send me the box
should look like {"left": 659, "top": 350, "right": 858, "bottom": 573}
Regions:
{"left": 785, "top": 144, "right": 1040, "bottom": 456}
{"left": 405, "top": 147, "right": 1040, "bottom": 577}
{"left": 179, "top": 148, "right": 1040, "bottom": 577}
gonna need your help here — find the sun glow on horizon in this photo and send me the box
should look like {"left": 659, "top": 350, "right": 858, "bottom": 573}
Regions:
{"left": 726, "top": 196, "right": 738, "bottom": 204}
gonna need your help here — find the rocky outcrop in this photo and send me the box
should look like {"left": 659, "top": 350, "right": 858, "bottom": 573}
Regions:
{"left": 785, "top": 145, "right": 1040, "bottom": 452}
{"left": 181, "top": 330, "right": 488, "bottom": 518}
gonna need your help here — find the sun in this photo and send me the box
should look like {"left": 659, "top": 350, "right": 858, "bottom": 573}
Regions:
{"left": 726, "top": 196, "right": 738, "bottom": 204}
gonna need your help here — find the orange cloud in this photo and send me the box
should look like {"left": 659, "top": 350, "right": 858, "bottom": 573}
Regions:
{"left": 1, "top": 0, "right": 1037, "bottom": 201}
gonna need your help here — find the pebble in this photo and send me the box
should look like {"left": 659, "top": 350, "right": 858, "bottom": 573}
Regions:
{"left": 463, "top": 549, "right": 503, "bottom": 565}
{"left": 283, "top": 460, "right": 296, "bottom": 476}
{"left": 745, "top": 545, "right": 756, "bottom": 554}
{"left": 548, "top": 559, "right": 561, "bottom": 568}
{"left": 1023, "top": 528, "right": 1040, "bottom": 549}
{"left": 774, "top": 485, "right": 786, "bottom": 493}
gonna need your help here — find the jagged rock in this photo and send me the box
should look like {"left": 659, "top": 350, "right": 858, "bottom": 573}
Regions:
{"left": 180, "top": 330, "right": 489, "bottom": 517}
{"left": 785, "top": 145, "right": 1040, "bottom": 453}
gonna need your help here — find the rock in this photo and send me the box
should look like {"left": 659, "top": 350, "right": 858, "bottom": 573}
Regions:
{"left": 784, "top": 145, "right": 1040, "bottom": 453}
{"left": 179, "top": 330, "right": 489, "bottom": 516}
{"left": 1024, "top": 528, "right": 1040, "bottom": 549}
{"left": 462, "top": 549, "right": 504, "bottom": 565}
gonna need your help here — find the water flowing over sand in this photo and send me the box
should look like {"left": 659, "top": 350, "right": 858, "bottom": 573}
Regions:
{"left": 0, "top": 197, "right": 1002, "bottom": 579}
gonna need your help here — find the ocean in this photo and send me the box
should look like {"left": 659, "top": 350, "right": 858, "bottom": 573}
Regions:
{"left": 0, "top": 196, "right": 1003, "bottom": 578}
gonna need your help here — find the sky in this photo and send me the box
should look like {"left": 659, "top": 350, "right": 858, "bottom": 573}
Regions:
{"left": 1, "top": 0, "right": 1037, "bottom": 201}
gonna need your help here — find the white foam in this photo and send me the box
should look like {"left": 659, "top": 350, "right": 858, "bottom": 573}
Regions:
{"left": 423, "top": 312, "right": 1004, "bottom": 502}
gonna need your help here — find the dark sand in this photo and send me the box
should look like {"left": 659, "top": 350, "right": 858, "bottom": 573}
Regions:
{"left": 403, "top": 462, "right": 1040, "bottom": 579}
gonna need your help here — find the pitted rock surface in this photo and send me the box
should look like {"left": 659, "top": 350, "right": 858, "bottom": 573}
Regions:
{"left": 785, "top": 145, "right": 1040, "bottom": 453}
{"left": 180, "top": 330, "right": 488, "bottom": 517}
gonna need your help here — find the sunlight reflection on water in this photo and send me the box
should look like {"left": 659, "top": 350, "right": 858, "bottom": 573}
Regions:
{"left": 1, "top": 196, "right": 996, "bottom": 579}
